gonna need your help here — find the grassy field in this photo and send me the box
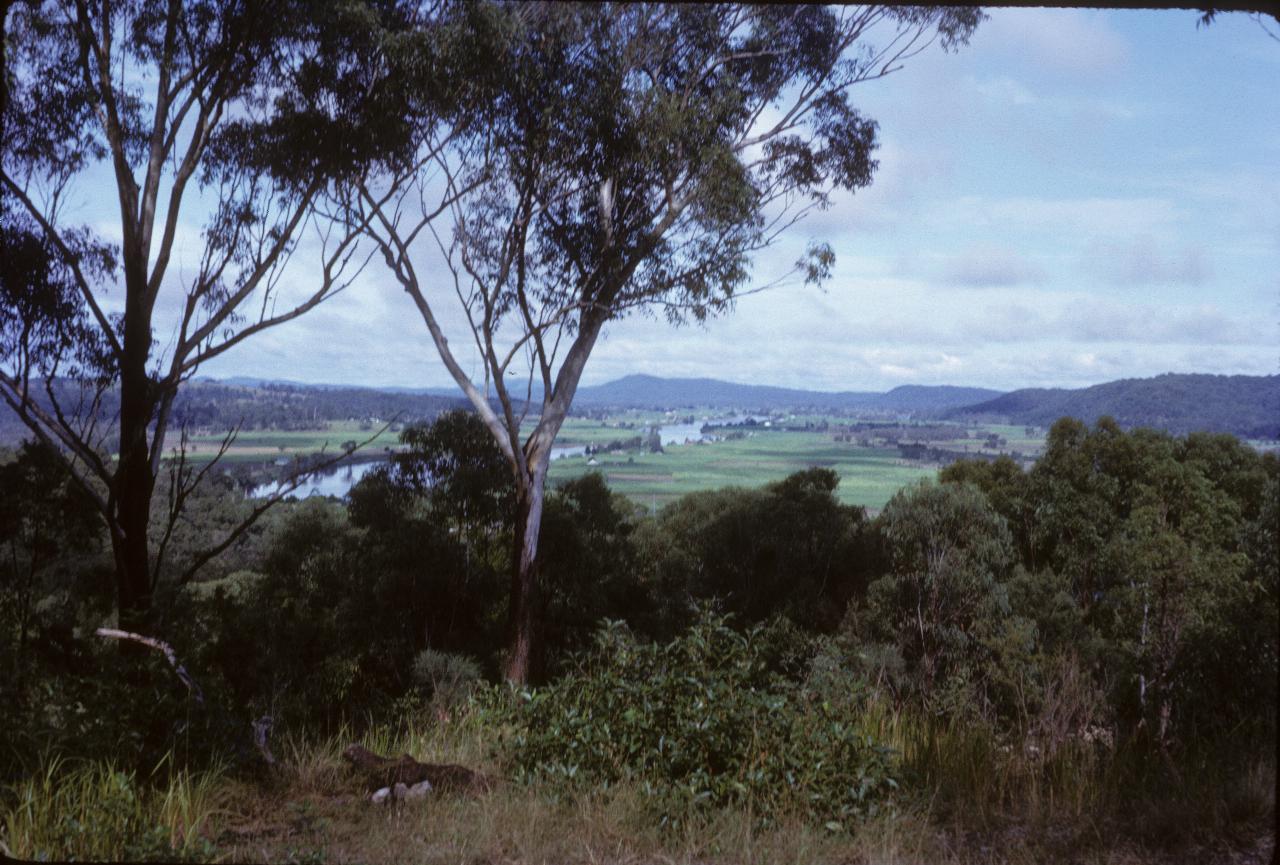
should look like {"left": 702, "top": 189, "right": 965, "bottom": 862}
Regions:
{"left": 5, "top": 707, "right": 1271, "bottom": 865}
{"left": 182, "top": 413, "right": 1044, "bottom": 511}
{"left": 548, "top": 428, "right": 938, "bottom": 511}
{"left": 180, "top": 421, "right": 402, "bottom": 463}
{"left": 548, "top": 415, "right": 1044, "bottom": 511}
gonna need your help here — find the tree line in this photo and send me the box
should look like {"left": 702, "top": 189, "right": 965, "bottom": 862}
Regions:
{"left": 2, "top": 410, "right": 1274, "bottom": 778}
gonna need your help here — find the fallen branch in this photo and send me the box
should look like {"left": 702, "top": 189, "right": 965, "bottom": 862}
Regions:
{"left": 342, "top": 744, "right": 493, "bottom": 794}
{"left": 94, "top": 627, "right": 205, "bottom": 705}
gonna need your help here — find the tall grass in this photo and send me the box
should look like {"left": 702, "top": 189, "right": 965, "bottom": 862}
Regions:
{"left": 851, "top": 694, "right": 1275, "bottom": 848}
{"left": 1, "top": 754, "right": 226, "bottom": 862}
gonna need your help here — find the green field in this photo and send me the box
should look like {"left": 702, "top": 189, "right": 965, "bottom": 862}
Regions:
{"left": 548, "top": 429, "right": 938, "bottom": 511}
{"left": 181, "top": 421, "right": 402, "bottom": 463}
{"left": 183, "top": 413, "right": 1044, "bottom": 512}
{"left": 547, "top": 414, "right": 1045, "bottom": 511}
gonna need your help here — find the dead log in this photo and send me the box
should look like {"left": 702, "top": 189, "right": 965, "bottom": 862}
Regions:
{"left": 94, "top": 627, "right": 204, "bottom": 704}
{"left": 342, "top": 744, "right": 492, "bottom": 794}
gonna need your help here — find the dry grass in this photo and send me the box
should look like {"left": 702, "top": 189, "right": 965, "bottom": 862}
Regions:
{"left": 202, "top": 709, "right": 1275, "bottom": 865}
{"left": 4, "top": 708, "right": 1272, "bottom": 864}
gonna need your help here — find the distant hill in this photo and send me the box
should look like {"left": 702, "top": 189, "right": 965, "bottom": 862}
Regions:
{"left": 947, "top": 373, "right": 1280, "bottom": 439}
{"left": 573, "top": 374, "right": 1001, "bottom": 413}
{"left": 0, "top": 379, "right": 468, "bottom": 445}
{"left": 7, "top": 372, "right": 1272, "bottom": 448}
{"left": 872, "top": 384, "right": 1006, "bottom": 413}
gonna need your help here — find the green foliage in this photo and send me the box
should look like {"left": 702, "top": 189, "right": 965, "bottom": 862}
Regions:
{"left": 639, "top": 468, "right": 872, "bottom": 633}
{"left": 939, "top": 418, "right": 1279, "bottom": 742}
{"left": 387, "top": 410, "right": 516, "bottom": 531}
{"left": 411, "top": 649, "right": 482, "bottom": 714}
{"left": 201, "top": 498, "right": 448, "bottom": 730}
{"left": 502, "top": 612, "right": 898, "bottom": 829}
{"left": 538, "top": 472, "right": 654, "bottom": 667}
{"left": 851, "top": 480, "right": 1015, "bottom": 719}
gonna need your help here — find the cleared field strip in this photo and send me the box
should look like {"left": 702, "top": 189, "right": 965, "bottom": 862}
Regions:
{"left": 180, "top": 413, "right": 1037, "bottom": 511}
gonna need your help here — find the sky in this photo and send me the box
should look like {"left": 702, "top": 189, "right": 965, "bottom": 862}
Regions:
{"left": 82, "top": 8, "right": 1280, "bottom": 394}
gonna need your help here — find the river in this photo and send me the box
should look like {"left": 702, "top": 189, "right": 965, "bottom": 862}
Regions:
{"left": 248, "top": 417, "right": 765, "bottom": 500}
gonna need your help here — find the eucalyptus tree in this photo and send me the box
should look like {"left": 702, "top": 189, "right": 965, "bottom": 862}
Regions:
{"left": 358, "top": 3, "right": 982, "bottom": 682}
{"left": 0, "top": 0, "right": 433, "bottom": 634}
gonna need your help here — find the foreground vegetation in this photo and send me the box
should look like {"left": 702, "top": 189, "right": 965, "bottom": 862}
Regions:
{"left": 1, "top": 413, "right": 1275, "bottom": 862}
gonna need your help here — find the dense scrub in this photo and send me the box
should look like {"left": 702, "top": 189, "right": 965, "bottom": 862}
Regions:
{"left": 0, "top": 413, "right": 1275, "bottom": 861}
{"left": 501, "top": 613, "right": 897, "bottom": 829}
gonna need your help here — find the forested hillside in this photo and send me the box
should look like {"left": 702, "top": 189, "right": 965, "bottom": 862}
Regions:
{"left": 0, "top": 379, "right": 468, "bottom": 443}
{"left": 574, "top": 374, "right": 1003, "bottom": 412}
{"left": 948, "top": 373, "right": 1280, "bottom": 438}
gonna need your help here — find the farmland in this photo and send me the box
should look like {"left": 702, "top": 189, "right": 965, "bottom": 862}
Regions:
{"left": 178, "top": 421, "right": 403, "bottom": 463}
{"left": 548, "top": 415, "right": 1043, "bottom": 510}
{"left": 185, "top": 410, "right": 1046, "bottom": 511}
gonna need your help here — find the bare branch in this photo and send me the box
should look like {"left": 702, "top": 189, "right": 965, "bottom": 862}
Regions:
{"left": 95, "top": 628, "right": 204, "bottom": 704}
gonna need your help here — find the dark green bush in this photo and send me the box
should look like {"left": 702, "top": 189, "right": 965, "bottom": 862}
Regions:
{"left": 502, "top": 612, "right": 898, "bottom": 829}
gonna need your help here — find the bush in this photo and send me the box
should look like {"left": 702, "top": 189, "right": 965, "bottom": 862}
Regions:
{"left": 412, "top": 649, "right": 482, "bottom": 714}
{"left": 502, "top": 612, "right": 898, "bottom": 830}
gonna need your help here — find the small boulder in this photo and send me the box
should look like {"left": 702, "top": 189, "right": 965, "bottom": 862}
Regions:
{"left": 404, "top": 780, "right": 433, "bottom": 800}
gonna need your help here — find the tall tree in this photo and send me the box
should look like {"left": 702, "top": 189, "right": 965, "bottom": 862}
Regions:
{"left": 357, "top": 3, "right": 982, "bottom": 682}
{"left": 0, "top": 0, "right": 429, "bottom": 634}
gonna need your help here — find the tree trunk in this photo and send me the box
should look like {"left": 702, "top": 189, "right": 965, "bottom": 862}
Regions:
{"left": 505, "top": 459, "right": 548, "bottom": 685}
{"left": 112, "top": 282, "right": 157, "bottom": 635}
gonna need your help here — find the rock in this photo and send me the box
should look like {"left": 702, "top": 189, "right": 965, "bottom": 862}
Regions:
{"left": 368, "top": 779, "right": 432, "bottom": 804}
{"left": 404, "top": 780, "right": 433, "bottom": 800}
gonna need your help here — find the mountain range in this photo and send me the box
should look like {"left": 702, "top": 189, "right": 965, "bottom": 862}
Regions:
{"left": 572, "top": 375, "right": 1001, "bottom": 412}
{"left": 4, "top": 372, "right": 1276, "bottom": 444}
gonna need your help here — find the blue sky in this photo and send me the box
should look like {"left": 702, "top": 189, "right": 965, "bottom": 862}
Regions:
{"left": 97, "top": 8, "right": 1280, "bottom": 393}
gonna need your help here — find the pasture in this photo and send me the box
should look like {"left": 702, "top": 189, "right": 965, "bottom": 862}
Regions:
{"left": 547, "top": 414, "right": 1045, "bottom": 511}
{"left": 181, "top": 412, "right": 1045, "bottom": 511}
{"left": 179, "top": 421, "right": 402, "bottom": 463}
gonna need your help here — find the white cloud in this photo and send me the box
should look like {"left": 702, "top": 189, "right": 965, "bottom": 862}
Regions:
{"left": 969, "top": 75, "right": 1137, "bottom": 120}
{"left": 1085, "top": 235, "right": 1210, "bottom": 286}
{"left": 929, "top": 196, "right": 1182, "bottom": 238}
{"left": 939, "top": 245, "right": 1046, "bottom": 287}
{"left": 980, "top": 9, "right": 1129, "bottom": 80}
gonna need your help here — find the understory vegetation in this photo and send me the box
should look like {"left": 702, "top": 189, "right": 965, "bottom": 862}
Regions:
{"left": 1, "top": 413, "right": 1275, "bottom": 862}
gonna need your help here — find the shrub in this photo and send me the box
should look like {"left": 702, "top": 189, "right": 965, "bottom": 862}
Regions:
{"left": 412, "top": 649, "right": 482, "bottom": 714}
{"left": 502, "top": 612, "right": 898, "bottom": 830}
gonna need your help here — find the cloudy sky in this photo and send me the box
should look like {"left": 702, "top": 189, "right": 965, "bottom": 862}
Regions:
{"left": 92, "top": 8, "right": 1280, "bottom": 393}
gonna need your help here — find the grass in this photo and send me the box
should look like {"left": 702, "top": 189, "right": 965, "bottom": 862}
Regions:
{"left": 547, "top": 415, "right": 1046, "bottom": 512}
{"left": 222, "top": 711, "right": 1277, "bottom": 864}
{"left": 549, "top": 429, "right": 940, "bottom": 510}
{"left": 1, "top": 754, "right": 226, "bottom": 861}
{"left": 6, "top": 701, "right": 1268, "bottom": 865}
{"left": 179, "top": 421, "right": 403, "bottom": 464}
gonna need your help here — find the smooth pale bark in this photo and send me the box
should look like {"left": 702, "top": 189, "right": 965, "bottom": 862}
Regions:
{"left": 506, "top": 459, "right": 547, "bottom": 684}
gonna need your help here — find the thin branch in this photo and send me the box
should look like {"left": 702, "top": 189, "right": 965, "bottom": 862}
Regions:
{"left": 95, "top": 627, "right": 205, "bottom": 704}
